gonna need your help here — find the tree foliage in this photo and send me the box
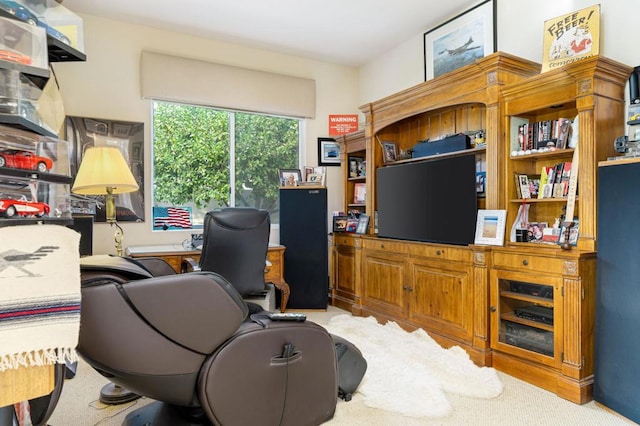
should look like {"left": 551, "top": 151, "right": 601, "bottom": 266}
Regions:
{"left": 153, "top": 102, "right": 299, "bottom": 214}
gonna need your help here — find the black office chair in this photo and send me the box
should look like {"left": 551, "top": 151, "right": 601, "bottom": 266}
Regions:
{"left": 183, "top": 208, "right": 289, "bottom": 310}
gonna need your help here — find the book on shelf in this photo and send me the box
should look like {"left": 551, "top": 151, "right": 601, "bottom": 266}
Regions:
{"left": 514, "top": 118, "right": 574, "bottom": 151}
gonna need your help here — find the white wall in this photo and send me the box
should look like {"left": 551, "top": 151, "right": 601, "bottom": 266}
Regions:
{"left": 53, "top": 15, "right": 358, "bottom": 254}
{"left": 359, "top": 0, "right": 639, "bottom": 105}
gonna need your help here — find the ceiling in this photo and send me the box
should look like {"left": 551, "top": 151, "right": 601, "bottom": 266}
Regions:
{"left": 59, "top": 0, "right": 477, "bottom": 66}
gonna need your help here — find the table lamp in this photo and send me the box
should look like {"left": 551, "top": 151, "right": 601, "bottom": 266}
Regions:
{"left": 72, "top": 146, "right": 139, "bottom": 256}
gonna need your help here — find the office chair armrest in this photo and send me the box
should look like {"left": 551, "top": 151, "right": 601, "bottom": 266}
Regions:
{"left": 181, "top": 257, "right": 201, "bottom": 273}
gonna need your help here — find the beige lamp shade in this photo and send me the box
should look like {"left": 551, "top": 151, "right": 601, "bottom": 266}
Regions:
{"left": 72, "top": 146, "right": 139, "bottom": 195}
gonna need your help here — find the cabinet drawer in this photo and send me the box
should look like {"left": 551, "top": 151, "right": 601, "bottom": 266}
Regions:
{"left": 362, "top": 238, "right": 407, "bottom": 254}
{"left": 408, "top": 244, "right": 471, "bottom": 263}
{"left": 334, "top": 235, "right": 358, "bottom": 247}
{"left": 493, "top": 252, "right": 563, "bottom": 274}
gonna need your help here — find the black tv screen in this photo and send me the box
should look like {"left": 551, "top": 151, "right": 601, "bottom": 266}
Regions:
{"left": 376, "top": 154, "right": 478, "bottom": 245}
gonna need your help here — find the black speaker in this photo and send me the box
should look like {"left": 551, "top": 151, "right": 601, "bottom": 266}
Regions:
{"left": 630, "top": 66, "right": 640, "bottom": 104}
{"left": 279, "top": 188, "right": 328, "bottom": 309}
{"left": 68, "top": 214, "right": 94, "bottom": 256}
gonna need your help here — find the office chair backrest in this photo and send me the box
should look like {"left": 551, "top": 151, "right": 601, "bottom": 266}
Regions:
{"left": 199, "top": 207, "right": 270, "bottom": 296}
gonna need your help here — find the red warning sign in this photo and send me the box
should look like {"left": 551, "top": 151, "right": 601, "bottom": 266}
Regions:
{"left": 329, "top": 114, "right": 358, "bottom": 135}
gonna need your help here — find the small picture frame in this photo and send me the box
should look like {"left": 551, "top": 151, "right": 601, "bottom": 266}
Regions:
{"left": 355, "top": 214, "right": 370, "bottom": 234}
{"left": 303, "top": 166, "right": 326, "bottom": 186}
{"left": 333, "top": 215, "right": 349, "bottom": 233}
{"left": 345, "top": 218, "right": 359, "bottom": 233}
{"left": 318, "top": 137, "right": 341, "bottom": 166}
{"left": 474, "top": 209, "right": 506, "bottom": 246}
{"left": 557, "top": 220, "right": 579, "bottom": 246}
{"left": 382, "top": 141, "right": 398, "bottom": 163}
{"left": 353, "top": 182, "right": 366, "bottom": 204}
{"left": 278, "top": 168, "right": 302, "bottom": 187}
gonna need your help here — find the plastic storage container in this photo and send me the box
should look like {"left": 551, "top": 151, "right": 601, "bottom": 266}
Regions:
{"left": 0, "top": 15, "right": 47, "bottom": 70}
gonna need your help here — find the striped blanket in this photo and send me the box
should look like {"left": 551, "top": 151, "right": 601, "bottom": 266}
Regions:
{"left": 0, "top": 225, "right": 81, "bottom": 371}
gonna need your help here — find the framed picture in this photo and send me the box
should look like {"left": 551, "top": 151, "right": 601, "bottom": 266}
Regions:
{"left": 333, "top": 215, "right": 349, "bottom": 233}
{"left": 557, "top": 220, "right": 579, "bottom": 246}
{"left": 303, "top": 166, "right": 326, "bottom": 186}
{"left": 353, "top": 182, "right": 366, "bottom": 204}
{"left": 474, "top": 209, "right": 506, "bottom": 246}
{"left": 345, "top": 218, "right": 359, "bottom": 233}
{"left": 278, "top": 168, "right": 302, "bottom": 186}
{"left": 65, "top": 116, "right": 145, "bottom": 222}
{"left": 382, "top": 141, "right": 397, "bottom": 163}
{"left": 476, "top": 171, "right": 486, "bottom": 196}
{"left": 423, "top": 0, "right": 496, "bottom": 81}
{"left": 355, "top": 214, "right": 370, "bottom": 234}
{"left": 318, "top": 137, "right": 341, "bottom": 166}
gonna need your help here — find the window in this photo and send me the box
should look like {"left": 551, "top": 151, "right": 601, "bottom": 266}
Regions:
{"left": 152, "top": 100, "right": 301, "bottom": 229}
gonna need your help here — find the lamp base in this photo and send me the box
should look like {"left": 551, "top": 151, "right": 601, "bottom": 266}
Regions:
{"left": 100, "top": 383, "right": 141, "bottom": 405}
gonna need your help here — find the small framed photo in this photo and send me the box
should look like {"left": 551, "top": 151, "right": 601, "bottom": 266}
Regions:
{"left": 382, "top": 141, "right": 397, "bottom": 163}
{"left": 355, "top": 214, "right": 370, "bottom": 234}
{"left": 333, "top": 215, "right": 349, "bottom": 233}
{"left": 303, "top": 166, "right": 326, "bottom": 186}
{"left": 474, "top": 209, "right": 506, "bottom": 246}
{"left": 557, "top": 220, "right": 579, "bottom": 246}
{"left": 353, "top": 182, "right": 366, "bottom": 204}
{"left": 318, "top": 137, "right": 341, "bottom": 166}
{"left": 278, "top": 168, "right": 302, "bottom": 186}
{"left": 345, "top": 218, "right": 359, "bottom": 233}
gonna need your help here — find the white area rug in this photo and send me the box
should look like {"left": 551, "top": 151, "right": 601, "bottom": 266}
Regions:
{"left": 325, "top": 314, "right": 503, "bottom": 418}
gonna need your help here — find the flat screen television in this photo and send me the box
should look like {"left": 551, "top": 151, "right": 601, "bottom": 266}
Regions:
{"left": 376, "top": 154, "right": 478, "bottom": 245}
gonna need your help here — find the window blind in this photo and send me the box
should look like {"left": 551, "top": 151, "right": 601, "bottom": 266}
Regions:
{"left": 140, "top": 51, "right": 316, "bottom": 118}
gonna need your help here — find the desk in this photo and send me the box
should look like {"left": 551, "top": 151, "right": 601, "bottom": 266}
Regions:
{"left": 126, "top": 244, "right": 290, "bottom": 312}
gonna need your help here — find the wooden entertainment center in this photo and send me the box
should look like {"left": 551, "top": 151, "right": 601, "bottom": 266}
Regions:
{"left": 331, "top": 52, "right": 631, "bottom": 403}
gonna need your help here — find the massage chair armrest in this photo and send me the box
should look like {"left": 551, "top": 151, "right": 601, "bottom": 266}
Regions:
{"left": 121, "top": 272, "right": 248, "bottom": 353}
{"left": 181, "top": 257, "right": 201, "bottom": 273}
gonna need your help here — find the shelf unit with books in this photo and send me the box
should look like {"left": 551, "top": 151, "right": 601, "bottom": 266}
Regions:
{"left": 492, "top": 55, "right": 632, "bottom": 403}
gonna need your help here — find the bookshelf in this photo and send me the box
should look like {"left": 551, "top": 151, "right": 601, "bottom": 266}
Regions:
{"left": 492, "top": 56, "right": 632, "bottom": 403}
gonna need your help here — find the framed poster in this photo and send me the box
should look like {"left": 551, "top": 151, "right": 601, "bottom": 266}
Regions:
{"left": 65, "top": 116, "right": 144, "bottom": 222}
{"left": 541, "top": 4, "right": 600, "bottom": 72}
{"left": 423, "top": 0, "right": 496, "bottom": 81}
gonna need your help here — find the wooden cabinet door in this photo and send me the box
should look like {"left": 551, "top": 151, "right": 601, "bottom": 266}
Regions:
{"left": 361, "top": 250, "right": 407, "bottom": 318}
{"left": 409, "top": 258, "right": 474, "bottom": 343}
{"left": 334, "top": 244, "right": 357, "bottom": 298}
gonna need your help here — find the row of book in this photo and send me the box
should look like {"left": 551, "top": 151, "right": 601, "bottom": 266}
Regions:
{"left": 517, "top": 118, "right": 573, "bottom": 151}
{"left": 515, "top": 161, "right": 573, "bottom": 199}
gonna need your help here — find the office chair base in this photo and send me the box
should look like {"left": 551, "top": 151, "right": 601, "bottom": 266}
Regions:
{"left": 124, "top": 401, "right": 207, "bottom": 426}
{"left": 100, "top": 383, "right": 142, "bottom": 405}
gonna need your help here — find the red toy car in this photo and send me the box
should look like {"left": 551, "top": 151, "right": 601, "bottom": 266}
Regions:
{"left": 0, "top": 149, "right": 53, "bottom": 172}
{"left": 0, "top": 195, "right": 49, "bottom": 218}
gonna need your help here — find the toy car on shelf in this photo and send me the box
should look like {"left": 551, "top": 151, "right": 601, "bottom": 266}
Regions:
{"left": 0, "top": 149, "right": 52, "bottom": 172}
{"left": 0, "top": 194, "right": 49, "bottom": 217}
{"left": 0, "top": 0, "right": 70, "bottom": 45}
{"left": 0, "top": 48, "right": 31, "bottom": 65}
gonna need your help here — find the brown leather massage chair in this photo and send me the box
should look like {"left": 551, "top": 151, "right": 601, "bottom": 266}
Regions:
{"left": 76, "top": 255, "right": 340, "bottom": 425}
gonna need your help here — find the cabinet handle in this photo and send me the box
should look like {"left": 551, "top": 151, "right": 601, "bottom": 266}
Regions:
{"left": 436, "top": 250, "right": 442, "bottom": 255}
{"left": 522, "top": 259, "right": 529, "bottom": 266}
{"left": 381, "top": 244, "right": 385, "bottom": 249}
{"left": 490, "top": 306, "right": 496, "bottom": 312}
{"left": 402, "top": 285, "right": 413, "bottom": 292}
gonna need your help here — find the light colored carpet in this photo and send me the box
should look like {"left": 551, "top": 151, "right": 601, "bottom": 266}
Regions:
{"left": 48, "top": 306, "right": 635, "bottom": 426}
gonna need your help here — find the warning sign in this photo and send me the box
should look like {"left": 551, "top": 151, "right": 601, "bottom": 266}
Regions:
{"left": 329, "top": 114, "right": 358, "bottom": 135}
